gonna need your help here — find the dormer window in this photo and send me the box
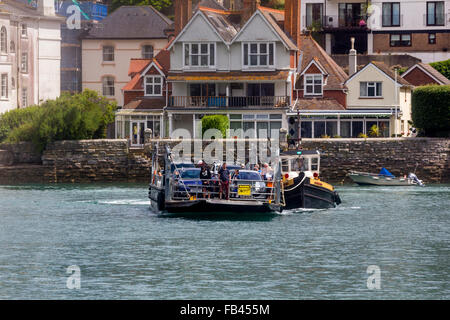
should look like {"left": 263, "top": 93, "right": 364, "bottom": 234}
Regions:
{"left": 304, "top": 74, "right": 323, "bottom": 95}
{"left": 243, "top": 42, "right": 275, "bottom": 68}
{"left": 183, "top": 43, "right": 215, "bottom": 67}
{"left": 145, "top": 76, "right": 163, "bottom": 96}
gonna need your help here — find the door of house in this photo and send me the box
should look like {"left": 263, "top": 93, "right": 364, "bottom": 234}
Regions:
{"left": 130, "top": 121, "right": 146, "bottom": 147}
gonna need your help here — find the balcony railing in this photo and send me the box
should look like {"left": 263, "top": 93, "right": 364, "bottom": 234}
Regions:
{"left": 323, "top": 15, "right": 369, "bottom": 29}
{"left": 169, "top": 96, "right": 290, "bottom": 108}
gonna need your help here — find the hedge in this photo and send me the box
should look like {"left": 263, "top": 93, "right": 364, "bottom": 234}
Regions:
{"left": 412, "top": 85, "right": 450, "bottom": 137}
{"left": 2, "top": 90, "right": 116, "bottom": 151}
{"left": 429, "top": 59, "right": 450, "bottom": 80}
{"left": 201, "top": 115, "right": 229, "bottom": 138}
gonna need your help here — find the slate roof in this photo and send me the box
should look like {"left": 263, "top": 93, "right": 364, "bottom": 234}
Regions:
{"left": 122, "top": 98, "right": 166, "bottom": 110}
{"left": 190, "top": 5, "right": 298, "bottom": 50}
{"left": 370, "top": 61, "right": 412, "bottom": 86}
{"left": 292, "top": 98, "right": 345, "bottom": 111}
{"left": 84, "top": 6, "right": 172, "bottom": 39}
{"left": 403, "top": 62, "right": 450, "bottom": 85}
{"left": 296, "top": 35, "right": 348, "bottom": 90}
{"left": 195, "top": 0, "right": 227, "bottom": 11}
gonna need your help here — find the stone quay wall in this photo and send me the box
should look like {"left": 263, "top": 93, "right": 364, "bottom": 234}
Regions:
{"left": 0, "top": 138, "right": 449, "bottom": 184}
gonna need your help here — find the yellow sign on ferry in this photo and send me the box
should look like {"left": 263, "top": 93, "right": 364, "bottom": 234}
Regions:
{"left": 238, "top": 185, "right": 252, "bottom": 196}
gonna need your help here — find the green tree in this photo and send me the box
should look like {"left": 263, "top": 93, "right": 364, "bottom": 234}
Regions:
{"left": 5, "top": 90, "right": 117, "bottom": 151}
{"left": 110, "top": 0, "right": 172, "bottom": 12}
{"left": 201, "top": 115, "right": 229, "bottom": 139}
{"left": 412, "top": 85, "right": 450, "bottom": 137}
{"left": 430, "top": 59, "right": 450, "bottom": 80}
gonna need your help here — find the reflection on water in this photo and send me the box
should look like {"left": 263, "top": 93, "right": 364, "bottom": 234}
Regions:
{"left": 0, "top": 183, "right": 449, "bottom": 299}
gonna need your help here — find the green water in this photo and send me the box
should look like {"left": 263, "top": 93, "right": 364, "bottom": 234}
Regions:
{"left": 0, "top": 183, "right": 449, "bottom": 299}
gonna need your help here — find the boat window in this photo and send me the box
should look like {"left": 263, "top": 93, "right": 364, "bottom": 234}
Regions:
{"left": 282, "top": 159, "right": 289, "bottom": 172}
{"left": 311, "top": 157, "right": 319, "bottom": 171}
{"left": 291, "top": 158, "right": 308, "bottom": 172}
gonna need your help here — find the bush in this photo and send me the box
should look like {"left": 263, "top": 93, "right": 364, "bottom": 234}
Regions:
{"left": 201, "top": 115, "right": 229, "bottom": 138}
{"left": 412, "top": 85, "right": 450, "bottom": 137}
{"left": 0, "top": 106, "right": 42, "bottom": 142}
{"left": 4, "top": 90, "right": 117, "bottom": 151}
{"left": 430, "top": 59, "right": 450, "bottom": 80}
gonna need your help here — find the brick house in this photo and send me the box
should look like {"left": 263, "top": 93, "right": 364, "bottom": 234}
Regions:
{"left": 115, "top": 49, "right": 170, "bottom": 147}
{"left": 401, "top": 62, "right": 450, "bottom": 86}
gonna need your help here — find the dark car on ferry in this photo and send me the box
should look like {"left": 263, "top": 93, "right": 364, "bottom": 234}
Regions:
{"left": 174, "top": 168, "right": 202, "bottom": 197}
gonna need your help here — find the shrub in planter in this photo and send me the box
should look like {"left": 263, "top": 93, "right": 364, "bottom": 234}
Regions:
{"left": 368, "top": 124, "right": 380, "bottom": 137}
{"left": 201, "top": 115, "right": 229, "bottom": 138}
{"left": 358, "top": 133, "right": 368, "bottom": 138}
{"left": 412, "top": 85, "right": 450, "bottom": 137}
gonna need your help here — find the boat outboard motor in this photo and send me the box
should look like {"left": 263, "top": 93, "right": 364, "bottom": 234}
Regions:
{"left": 408, "top": 173, "right": 424, "bottom": 186}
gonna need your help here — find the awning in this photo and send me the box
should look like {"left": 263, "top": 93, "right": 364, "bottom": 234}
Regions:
{"left": 287, "top": 109, "right": 397, "bottom": 116}
{"left": 167, "top": 71, "right": 290, "bottom": 82}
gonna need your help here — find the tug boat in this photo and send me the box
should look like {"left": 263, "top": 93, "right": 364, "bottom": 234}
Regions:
{"left": 280, "top": 150, "right": 341, "bottom": 209}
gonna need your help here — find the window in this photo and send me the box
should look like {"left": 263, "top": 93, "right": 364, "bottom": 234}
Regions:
{"left": 427, "top": 2, "right": 445, "bottom": 26}
{"left": 102, "top": 46, "right": 114, "bottom": 62}
{"left": 183, "top": 43, "right": 215, "bottom": 67}
{"left": 144, "top": 76, "right": 162, "bottom": 96}
{"left": 429, "top": 33, "right": 436, "bottom": 44}
{"left": 21, "top": 53, "right": 28, "bottom": 73}
{"left": 390, "top": 34, "right": 411, "bottom": 47}
{"left": 304, "top": 74, "right": 323, "bottom": 95}
{"left": 360, "top": 82, "right": 382, "bottom": 97}
{"left": 142, "top": 45, "right": 154, "bottom": 59}
{"left": 243, "top": 42, "right": 274, "bottom": 68}
{"left": 21, "top": 88, "right": 27, "bottom": 107}
{"left": 1, "top": 74, "right": 7, "bottom": 99}
{"left": 0, "top": 27, "right": 7, "bottom": 53}
{"left": 21, "top": 24, "right": 27, "bottom": 37}
{"left": 382, "top": 2, "right": 400, "bottom": 27}
{"left": 102, "top": 76, "right": 115, "bottom": 96}
{"left": 306, "top": 3, "right": 323, "bottom": 28}
{"left": 10, "top": 41, "right": 14, "bottom": 53}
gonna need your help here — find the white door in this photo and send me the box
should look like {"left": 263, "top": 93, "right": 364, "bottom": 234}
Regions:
{"left": 130, "top": 121, "right": 146, "bottom": 147}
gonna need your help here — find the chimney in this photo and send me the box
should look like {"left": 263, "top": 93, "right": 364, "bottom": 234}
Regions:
{"left": 349, "top": 37, "right": 357, "bottom": 76}
{"left": 284, "top": 0, "right": 301, "bottom": 47}
{"left": 174, "top": 0, "right": 192, "bottom": 36}
{"left": 37, "top": 0, "right": 55, "bottom": 16}
{"left": 243, "top": 0, "right": 260, "bottom": 22}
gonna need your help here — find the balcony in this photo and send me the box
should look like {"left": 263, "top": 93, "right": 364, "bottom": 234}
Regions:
{"left": 322, "top": 15, "right": 369, "bottom": 31}
{"left": 168, "top": 96, "right": 290, "bottom": 109}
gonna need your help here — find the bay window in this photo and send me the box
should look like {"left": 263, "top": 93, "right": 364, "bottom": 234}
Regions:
{"left": 360, "top": 82, "right": 382, "bottom": 97}
{"left": 184, "top": 43, "right": 215, "bottom": 67}
{"left": 243, "top": 42, "right": 275, "bottom": 68}
{"left": 304, "top": 74, "right": 323, "bottom": 95}
{"left": 144, "top": 76, "right": 162, "bottom": 96}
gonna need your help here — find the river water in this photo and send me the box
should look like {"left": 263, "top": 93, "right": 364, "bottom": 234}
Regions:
{"left": 0, "top": 183, "right": 448, "bottom": 299}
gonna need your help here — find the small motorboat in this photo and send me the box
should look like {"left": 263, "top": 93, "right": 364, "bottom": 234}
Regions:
{"left": 348, "top": 168, "right": 424, "bottom": 186}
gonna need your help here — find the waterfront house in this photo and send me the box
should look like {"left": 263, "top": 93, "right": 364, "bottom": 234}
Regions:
{"left": 288, "top": 34, "right": 349, "bottom": 139}
{"left": 115, "top": 49, "right": 170, "bottom": 147}
{"left": 344, "top": 60, "right": 413, "bottom": 137}
{"left": 401, "top": 62, "right": 450, "bottom": 86}
{"left": 300, "top": 0, "right": 450, "bottom": 63}
{"left": 0, "top": 0, "right": 64, "bottom": 114}
{"left": 166, "top": 0, "right": 302, "bottom": 139}
{"left": 81, "top": 5, "right": 173, "bottom": 107}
